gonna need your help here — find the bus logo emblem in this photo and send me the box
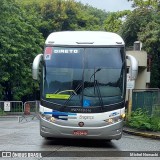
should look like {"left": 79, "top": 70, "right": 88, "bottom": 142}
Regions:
{"left": 78, "top": 122, "right": 84, "bottom": 127}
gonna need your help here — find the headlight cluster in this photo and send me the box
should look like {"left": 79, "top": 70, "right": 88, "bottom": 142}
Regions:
{"left": 40, "top": 114, "right": 56, "bottom": 123}
{"left": 104, "top": 114, "right": 125, "bottom": 125}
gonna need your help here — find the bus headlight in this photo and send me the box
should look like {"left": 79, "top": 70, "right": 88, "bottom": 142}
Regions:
{"left": 104, "top": 116, "right": 121, "bottom": 125}
{"left": 40, "top": 114, "right": 56, "bottom": 123}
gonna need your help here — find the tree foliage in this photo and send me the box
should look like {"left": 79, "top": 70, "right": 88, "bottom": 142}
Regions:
{"left": 122, "top": 0, "right": 160, "bottom": 47}
{"left": 128, "top": 0, "right": 160, "bottom": 9}
{"left": 119, "top": 8, "right": 152, "bottom": 47}
{"left": 0, "top": 0, "right": 108, "bottom": 101}
{"left": 0, "top": 0, "right": 44, "bottom": 101}
{"left": 123, "top": 0, "right": 160, "bottom": 87}
{"left": 139, "top": 11, "right": 160, "bottom": 87}
{"left": 0, "top": 0, "right": 160, "bottom": 101}
{"left": 19, "top": 0, "right": 108, "bottom": 39}
{"left": 104, "top": 10, "right": 131, "bottom": 33}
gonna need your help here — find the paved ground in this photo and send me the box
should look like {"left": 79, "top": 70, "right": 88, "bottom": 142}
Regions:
{"left": 0, "top": 117, "right": 160, "bottom": 160}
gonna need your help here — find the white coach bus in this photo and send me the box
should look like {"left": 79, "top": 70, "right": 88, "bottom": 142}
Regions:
{"left": 32, "top": 31, "right": 138, "bottom": 140}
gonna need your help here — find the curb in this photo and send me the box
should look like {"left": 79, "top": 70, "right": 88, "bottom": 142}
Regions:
{"left": 123, "top": 128, "right": 160, "bottom": 139}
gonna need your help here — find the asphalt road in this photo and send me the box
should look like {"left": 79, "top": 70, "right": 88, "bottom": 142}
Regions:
{"left": 0, "top": 117, "right": 160, "bottom": 160}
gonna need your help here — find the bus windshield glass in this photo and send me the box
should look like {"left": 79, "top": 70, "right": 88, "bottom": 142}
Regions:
{"left": 42, "top": 47, "right": 125, "bottom": 107}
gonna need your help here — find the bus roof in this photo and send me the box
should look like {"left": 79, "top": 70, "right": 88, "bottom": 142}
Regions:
{"left": 45, "top": 31, "right": 125, "bottom": 46}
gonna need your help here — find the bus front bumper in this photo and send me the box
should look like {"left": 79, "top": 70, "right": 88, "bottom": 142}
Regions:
{"left": 40, "top": 118, "right": 123, "bottom": 140}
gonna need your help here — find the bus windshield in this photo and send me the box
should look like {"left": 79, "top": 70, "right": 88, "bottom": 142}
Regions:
{"left": 42, "top": 47, "right": 125, "bottom": 107}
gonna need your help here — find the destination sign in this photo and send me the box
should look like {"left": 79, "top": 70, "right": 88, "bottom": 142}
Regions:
{"left": 53, "top": 49, "right": 79, "bottom": 54}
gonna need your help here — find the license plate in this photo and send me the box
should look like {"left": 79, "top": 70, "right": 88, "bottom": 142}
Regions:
{"left": 73, "top": 130, "right": 88, "bottom": 136}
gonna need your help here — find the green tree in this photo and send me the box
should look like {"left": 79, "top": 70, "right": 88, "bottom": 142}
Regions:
{"left": 0, "top": 0, "right": 109, "bottom": 101}
{"left": 128, "top": 0, "right": 159, "bottom": 9}
{"left": 20, "top": 0, "right": 108, "bottom": 38}
{"left": 104, "top": 10, "right": 130, "bottom": 33}
{"left": 124, "top": 0, "right": 160, "bottom": 87}
{"left": 139, "top": 12, "right": 160, "bottom": 87}
{"left": 121, "top": 0, "right": 160, "bottom": 47}
{"left": 0, "top": 0, "right": 44, "bottom": 101}
{"left": 119, "top": 8, "right": 152, "bottom": 47}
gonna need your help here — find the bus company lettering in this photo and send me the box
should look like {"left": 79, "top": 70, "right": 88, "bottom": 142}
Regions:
{"left": 79, "top": 115, "right": 94, "bottom": 120}
{"left": 54, "top": 49, "right": 79, "bottom": 54}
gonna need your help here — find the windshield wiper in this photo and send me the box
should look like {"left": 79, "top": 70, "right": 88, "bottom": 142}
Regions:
{"left": 63, "top": 83, "right": 83, "bottom": 107}
{"left": 94, "top": 80, "right": 104, "bottom": 109}
{"left": 63, "top": 68, "right": 104, "bottom": 108}
{"left": 90, "top": 68, "right": 104, "bottom": 108}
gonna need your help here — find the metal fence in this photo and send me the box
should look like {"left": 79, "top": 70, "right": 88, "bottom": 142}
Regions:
{"left": 0, "top": 101, "right": 23, "bottom": 115}
{"left": 132, "top": 89, "right": 160, "bottom": 116}
{"left": 0, "top": 101, "right": 40, "bottom": 122}
{"left": 19, "top": 101, "right": 40, "bottom": 122}
{"left": 23, "top": 101, "right": 39, "bottom": 113}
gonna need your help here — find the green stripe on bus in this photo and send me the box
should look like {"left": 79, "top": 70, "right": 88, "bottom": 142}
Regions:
{"left": 46, "top": 94, "right": 70, "bottom": 99}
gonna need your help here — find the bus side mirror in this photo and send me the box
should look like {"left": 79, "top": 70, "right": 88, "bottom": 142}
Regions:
{"left": 126, "top": 55, "right": 138, "bottom": 80}
{"left": 32, "top": 54, "right": 43, "bottom": 80}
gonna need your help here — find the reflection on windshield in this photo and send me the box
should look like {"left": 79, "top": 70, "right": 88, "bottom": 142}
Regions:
{"left": 83, "top": 68, "right": 122, "bottom": 97}
{"left": 42, "top": 47, "right": 125, "bottom": 107}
